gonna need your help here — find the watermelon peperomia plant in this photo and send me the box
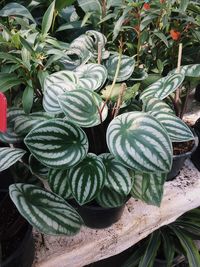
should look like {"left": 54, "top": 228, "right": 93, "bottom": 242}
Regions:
{"left": 0, "top": 30, "right": 198, "bottom": 236}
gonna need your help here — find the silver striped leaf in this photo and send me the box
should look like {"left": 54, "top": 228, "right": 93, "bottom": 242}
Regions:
{"left": 86, "top": 30, "right": 107, "bottom": 49}
{"left": 0, "top": 108, "right": 24, "bottom": 143}
{"left": 140, "top": 73, "right": 185, "bottom": 100}
{"left": 170, "top": 64, "right": 200, "bottom": 77}
{"left": 105, "top": 53, "right": 135, "bottom": 82}
{"left": 58, "top": 89, "right": 108, "bottom": 128}
{"left": 29, "top": 154, "right": 49, "bottom": 180}
{"left": 24, "top": 119, "right": 88, "bottom": 169}
{"left": 96, "top": 187, "right": 127, "bottom": 208}
{"left": 69, "top": 153, "right": 106, "bottom": 205}
{"left": 9, "top": 183, "right": 82, "bottom": 235}
{"left": 143, "top": 97, "right": 174, "bottom": 114}
{"left": 106, "top": 112, "right": 173, "bottom": 173}
{"left": 0, "top": 147, "right": 26, "bottom": 171}
{"left": 99, "top": 153, "right": 132, "bottom": 196}
{"left": 70, "top": 34, "right": 94, "bottom": 54}
{"left": 151, "top": 112, "right": 194, "bottom": 142}
{"left": 131, "top": 172, "right": 166, "bottom": 206}
{"left": 48, "top": 169, "right": 72, "bottom": 199}
{"left": 14, "top": 112, "right": 54, "bottom": 135}
{"left": 43, "top": 71, "right": 78, "bottom": 114}
{"left": 75, "top": 63, "right": 107, "bottom": 91}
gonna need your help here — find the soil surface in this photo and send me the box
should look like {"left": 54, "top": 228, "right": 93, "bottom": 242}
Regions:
{"left": 173, "top": 140, "right": 195, "bottom": 155}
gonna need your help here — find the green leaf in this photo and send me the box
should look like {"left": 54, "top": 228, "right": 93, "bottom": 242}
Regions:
{"left": 113, "top": 8, "right": 129, "bottom": 41}
{"left": 143, "top": 97, "right": 174, "bottom": 114}
{"left": 140, "top": 73, "right": 185, "bottom": 100}
{"left": 161, "top": 231, "right": 175, "bottom": 267}
{"left": 22, "top": 84, "right": 34, "bottom": 114}
{"left": 29, "top": 155, "right": 49, "bottom": 180}
{"left": 9, "top": 183, "right": 82, "bottom": 235}
{"left": 24, "top": 119, "right": 88, "bottom": 169}
{"left": 151, "top": 112, "right": 195, "bottom": 142}
{"left": 0, "top": 147, "right": 26, "bottom": 172}
{"left": 0, "top": 3, "right": 36, "bottom": 23}
{"left": 0, "top": 73, "right": 21, "bottom": 92}
{"left": 58, "top": 89, "right": 108, "bottom": 128}
{"left": 153, "top": 31, "right": 169, "bottom": 47}
{"left": 105, "top": 54, "right": 136, "bottom": 82}
{"left": 69, "top": 153, "right": 106, "bottom": 205}
{"left": 171, "top": 64, "right": 200, "bottom": 78}
{"left": 56, "top": 21, "right": 83, "bottom": 32}
{"left": 107, "top": 112, "right": 172, "bottom": 173}
{"left": 77, "top": 0, "right": 102, "bottom": 14}
{"left": 48, "top": 169, "right": 72, "bottom": 199}
{"left": 20, "top": 36, "right": 35, "bottom": 54}
{"left": 75, "top": 63, "right": 107, "bottom": 91}
{"left": 131, "top": 172, "right": 166, "bottom": 206}
{"left": 96, "top": 187, "right": 127, "bottom": 208}
{"left": 179, "top": 0, "right": 189, "bottom": 12}
{"left": 139, "top": 231, "right": 161, "bottom": 267}
{"left": 43, "top": 70, "right": 78, "bottom": 114}
{"left": 42, "top": 0, "right": 55, "bottom": 35}
{"left": 172, "top": 227, "right": 200, "bottom": 267}
{"left": 55, "top": 0, "right": 76, "bottom": 11}
{"left": 0, "top": 52, "right": 23, "bottom": 64}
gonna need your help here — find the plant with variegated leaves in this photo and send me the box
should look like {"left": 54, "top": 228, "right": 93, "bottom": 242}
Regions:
{"left": 0, "top": 28, "right": 198, "bottom": 236}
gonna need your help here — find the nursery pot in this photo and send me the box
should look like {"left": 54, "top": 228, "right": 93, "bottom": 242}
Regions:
{"left": 167, "top": 136, "right": 198, "bottom": 181}
{"left": 191, "top": 118, "right": 200, "bottom": 171}
{"left": 0, "top": 193, "right": 35, "bottom": 267}
{"left": 68, "top": 199, "right": 125, "bottom": 229}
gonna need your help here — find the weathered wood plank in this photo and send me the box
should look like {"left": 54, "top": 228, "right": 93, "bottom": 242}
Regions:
{"left": 33, "top": 160, "right": 200, "bottom": 267}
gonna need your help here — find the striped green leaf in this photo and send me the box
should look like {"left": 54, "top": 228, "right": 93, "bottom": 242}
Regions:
{"left": 171, "top": 64, "right": 200, "bottom": 78}
{"left": 69, "top": 153, "right": 106, "bottom": 205}
{"left": 70, "top": 34, "right": 94, "bottom": 55}
{"left": 131, "top": 172, "right": 166, "bottom": 206}
{"left": 105, "top": 54, "right": 136, "bottom": 82}
{"left": 62, "top": 48, "right": 91, "bottom": 70}
{"left": 43, "top": 71, "right": 78, "bottom": 114}
{"left": 152, "top": 112, "right": 195, "bottom": 142}
{"left": 58, "top": 89, "right": 108, "bottom": 128}
{"left": 86, "top": 30, "right": 107, "bottom": 49}
{"left": 0, "top": 73, "right": 21, "bottom": 92}
{"left": 140, "top": 73, "right": 185, "bottom": 100}
{"left": 106, "top": 112, "right": 172, "bottom": 173}
{"left": 48, "top": 169, "right": 72, "bottom": 199}
{"left": 24, "top": 119, "right": 88, "bottom": 169}
{"left": 99, "top": 153, "right": 132, "bottom": 196}
{"left": 14, "top": 112, "right": 54, "bottom": 135}
{"left": 143, "top": 97, "right": 174, "bottom": 114}
{"left": 0, "top": 108, "right": 24, "bottom": 143}
{"left": 9, "top": 183, "right": 82, "bottom": 235}
{"left": 0, "top": 147, "right": 26, "bottom": 172}
{"left": 29, "top": 155, "right": 49, "bottom": 180}
{"left": 96, "top": 187, "right": 127, "bottom": 208}
{"left": 76, "top": 63, "right": 107, "bottom": 91}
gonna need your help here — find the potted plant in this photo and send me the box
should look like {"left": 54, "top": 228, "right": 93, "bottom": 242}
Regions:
{"left": 122, "top": 207, "right": 200, "bottom": 267}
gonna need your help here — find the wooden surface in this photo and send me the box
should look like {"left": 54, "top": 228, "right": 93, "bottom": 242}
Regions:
{"left": 33, "top": 160, "right": 200, "bottom": 267}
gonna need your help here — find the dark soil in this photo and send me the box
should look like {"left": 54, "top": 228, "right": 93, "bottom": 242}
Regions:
{"left": 0, "top": 193, "right": 27, "bottom": 261}
{"left": 173, "top": 140, "right": 195, "bottom": 155}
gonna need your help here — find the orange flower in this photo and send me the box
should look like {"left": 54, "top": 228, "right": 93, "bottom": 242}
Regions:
{"left": 170, "top": 29, "right": 181, "bottom": 41}
{"left": 143, "top": 3, "right": 150, "bottom": 10}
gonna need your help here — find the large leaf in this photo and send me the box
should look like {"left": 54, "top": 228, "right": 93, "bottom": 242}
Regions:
{"left": 75, "top": 63, "right": 107, "bottom": 91}
{"left": 171, "top": 64, "right": 200, "bottom": 78}
{"left": 0, "top": 3, "right": 36, "bottom": 23}
{"left": 143, "top": 97, "right": 174, "bottom": 114}
{"left": 48, "top": 169, "right": 72, "bottom": 199}
{"left": 0, "top": 147, "right": 26, "bottom": 172}
{"left": 24, "top": 119, "right": 88, "bottom": 169}
{"left": 151, "top": 112, "right": 195, "bottom": 142}
{"left": 86, "top": 30, "right": 107, "bottom": 50}
{"left": 96, "top": 187, "right": 127, "bottom": 208}
{"left": 42, "top": 0, "right": 55, "bottom": 35}
{"left": 69, "top": 153, "right": 106, "bottom": 205}
{"left": 58, "top": 89, "right": 108, "bottom": 128}
{"left": 131, "top": 172, "right": 166, "bottom": 206}
{"left": 140, "top": 73, "right": 185, "bottom": 100}
{"left": 106, "top": 112, "right": 172, "bottom": 173}
{"left": 9, "top": 184, "right": 82, "bottom": 235}
{"left": 105, "top": 54, "right": 135, "bottom": 82}
{"left": 0, "top": 73, "right": 21, "bottom": 92}
{"left": 43, "top": 70, "right": 78, "bottom": 114}
{"left": 77, "top": 0, "right": 102, "bottom": 14}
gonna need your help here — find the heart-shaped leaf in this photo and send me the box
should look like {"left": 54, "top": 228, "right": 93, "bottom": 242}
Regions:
{"left": 143, "top": 97, "right": 174, "bottom": 114}
{"left": 58, "top": 89, "right": 108, "bottom": 128}
{"left": 96, "top": 187, "right": 127, "bottom": 208}
{"left": 69, "top": 153, "right": 106, "bottom": 205}
{"left": 107, "top": 112, "right": 172, "bottom": 173}
{"left": 24, "top": 119, "right": 88, "bottom": 169}
{"left": 0, "top": 147, "right": 26, "bottom": 172}
{"left": 9, "top": 183, "right": 82, "bottom": 235}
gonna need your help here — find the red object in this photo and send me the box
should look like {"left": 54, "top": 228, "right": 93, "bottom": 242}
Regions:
{"left": 0, "top": 92, "right": 7, "bottom": 132}
{"left": 170, "top": 29, "right": 181, "bottom": 41}
{"left": 143, "top": 3, "right": 150, "bottom": 10}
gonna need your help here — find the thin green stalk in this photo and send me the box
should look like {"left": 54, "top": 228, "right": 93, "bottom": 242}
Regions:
{"left": 51, "top": 9, "right": 58, "bottom": 34}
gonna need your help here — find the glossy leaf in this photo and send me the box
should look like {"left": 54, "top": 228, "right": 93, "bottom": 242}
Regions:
{"left": 96, "top": 187, "right": 127, "bottom": 208}
{"left": 42, "top": 0, "right": 55, "bottom": 35}
{"left": 22, "top": 85, "right": 34, "bottom": 114}
{"left": 0, "top": 147, "right": 26, "bottom": 172}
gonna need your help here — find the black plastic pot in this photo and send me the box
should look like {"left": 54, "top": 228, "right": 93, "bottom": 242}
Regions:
{"left": 68, "top": 199, "right": 125, "bottom": 229}
{"left": 167, "top": 137, "right": 198, "bottom": 181}
{"left": 191, "top": 118, "right": 200, "bottom": 171}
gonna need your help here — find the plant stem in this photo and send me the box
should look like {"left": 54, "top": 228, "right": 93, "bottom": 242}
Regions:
{"left": 51, "top": 9, "right": 58, "bottom": 34}
{"left": 113, "top": 83, "right": 127, "bottom": 118}
{"left": 180, "top": 84, "right": 191, "bottom": 119}
{"left": 97, "top": 42, "right": 102, "bottom": 64}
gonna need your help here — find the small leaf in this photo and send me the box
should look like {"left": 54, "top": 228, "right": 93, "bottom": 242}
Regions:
{"left": 9, "top": 183, "right": 82, "bottom": 235}
{"left": 22, "top": 84, "right": 34, "bottom": 114}
{"left": 42, "top": 0, "right": 55, "bottom": 35}
{"left": 0, "top": 73, "right": 21, "bottom": 92}
{"left": 0, "top": 147, "right": 26, "bottom": 171}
